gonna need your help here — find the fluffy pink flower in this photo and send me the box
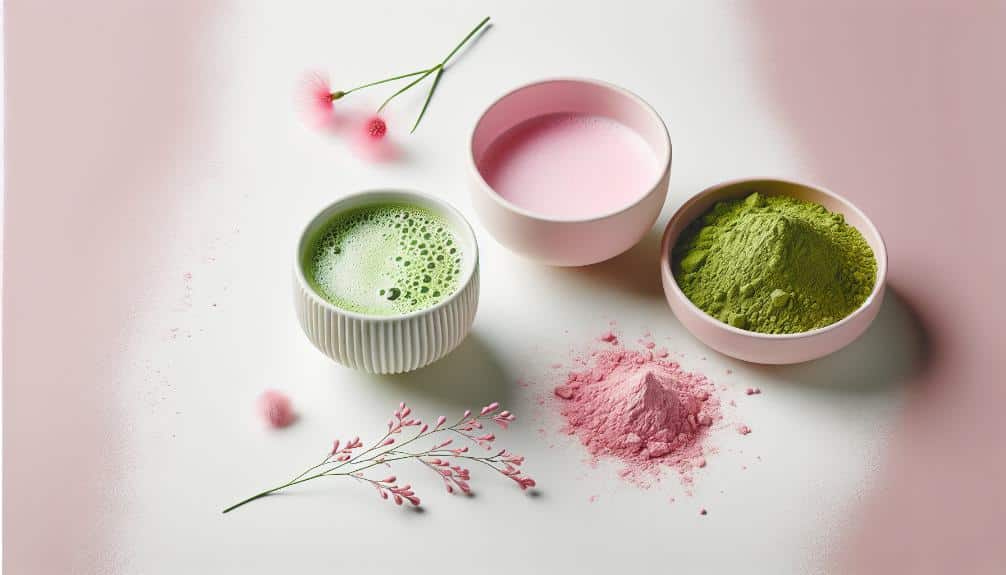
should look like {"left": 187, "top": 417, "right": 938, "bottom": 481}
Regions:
{"left": 300, "top": 71, "right": 336, "bottom": 128}
{"left": 365, "top": 115, "right": 387, "bottom": 139}
{"left": 257, "top": 390, "right": 296, "bottom": 428}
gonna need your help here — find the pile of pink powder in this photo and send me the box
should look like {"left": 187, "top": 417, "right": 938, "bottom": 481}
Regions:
{"left": 553, "top": 344, "right": 720, "bottom": 483}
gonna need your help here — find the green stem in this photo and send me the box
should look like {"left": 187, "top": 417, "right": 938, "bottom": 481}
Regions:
{"left": 439, "top": 16, "right": 490, "bottom": 67}
{"left": 411, "top": 67, "right": 444, "bottom": 133}
{"left": 222, "top": 473, "right": 323, "bottom": 514}
{"left": 377, "top": 66, "right": 439, "bottom": 113}
{"left": 341, "top": 69, "right": 432, "bottom": 97}
{"left": 376, "top": 16, "right": 490, "bottom": 118}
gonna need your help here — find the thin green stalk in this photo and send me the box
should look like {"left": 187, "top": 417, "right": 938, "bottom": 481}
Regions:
{"left": 341, "top": 68, "right": 432, "bottom": 97}
{"left": 411, "top": 67, "right": 444, "bottom": 133}
{"left": 439, "top": 16, "right": 490, "bottom": 67}
{"left": 376, "top": 16, "right": 490, "bottom": 125}
{"left": 377, "top": 66, "right": 439, "bottom": 113}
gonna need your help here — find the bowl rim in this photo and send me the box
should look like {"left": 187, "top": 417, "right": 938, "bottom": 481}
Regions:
{"left": 659, "top": 176, "right": 888, "bottom": 340}
{"left": 468, "top": 76, "right": 672, "bottom": 224}
{"left": 294, "top": 188, "right": 480, "bottom": 323}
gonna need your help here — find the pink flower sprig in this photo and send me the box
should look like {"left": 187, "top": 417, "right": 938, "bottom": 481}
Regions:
{"left": 222, "top": 400, "right": 534, "bottom": 514}
{"left": 304, "top": 16, "right": 490, "bottom": 137}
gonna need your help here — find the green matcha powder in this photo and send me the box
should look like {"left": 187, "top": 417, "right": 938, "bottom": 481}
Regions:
{"left": 672, "top": 192, "right": 876, "bottom": 334}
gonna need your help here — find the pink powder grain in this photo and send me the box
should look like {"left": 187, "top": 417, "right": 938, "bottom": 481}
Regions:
{"left": 655, "top": 347, "right": 669, "bottom": 358}
{"left": 553, "top": 348, "right": 719, "bottom": 485}
{"left": 257, "top": 390, "right": 296, "bottom": 428}
{"left": 737, "top": 424, "right": 752, "bottom": 435}
{"left": 700, "top": 508, "right": 708, "bottom": 516}
{"left": 600, "top": 331, "right": 619, "bottom": 344}
{"left": 745, "top": 387, "right": 761, "bottom": 395}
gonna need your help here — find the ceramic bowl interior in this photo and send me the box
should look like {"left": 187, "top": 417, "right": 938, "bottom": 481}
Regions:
{"left": 296, "top": 190, "right": 478, "bottom": 318}
{"left": 660, "top": 178, "right": 888, "bottom": 364}
{"left": 470, "top": 78, "right": 670, "bottom": 221}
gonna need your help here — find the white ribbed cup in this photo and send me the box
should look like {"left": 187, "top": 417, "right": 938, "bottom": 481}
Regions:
{"left": 294, "top": 190, "right": 480, "bottom": 374}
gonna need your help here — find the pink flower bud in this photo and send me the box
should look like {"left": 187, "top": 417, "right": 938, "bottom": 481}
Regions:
{"left": 330, "top": 440, "right": 340, "bottom": 455}
{"left": 402, "top": 406, "right": 411, "bottom": 417}
{"left": 435, "top": 415, "right": 447, "bottom": 428}
{"left": 381, "top": 437, "right": 395, "bottom": 446}
{"left": 366, "top": 116, "right": 388, "bottom": 139}
{"left": 462, "top": 409, "right": 471, "bottom": 419}
{"left": 381, "top": 476, "right": 396, "bottom": 483}
{"left": 257, "top": 390, "right": 296, "bottom": 428}
{"left": 419, "top": 424, "right": 429, "bottom": 433}
{"left": 393, "top": 494, "right": 403, "bottom": 505}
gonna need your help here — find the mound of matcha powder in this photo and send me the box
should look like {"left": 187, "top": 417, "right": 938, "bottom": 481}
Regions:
{"left": 672, "top": 192, "right": 876, "bottom": 334}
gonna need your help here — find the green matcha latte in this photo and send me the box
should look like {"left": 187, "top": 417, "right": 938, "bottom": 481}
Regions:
{"left": 305, "top": 203, "right": 463, "bottom": 316}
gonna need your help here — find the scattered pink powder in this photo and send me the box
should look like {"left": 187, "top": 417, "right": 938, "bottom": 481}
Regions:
{"left": 257, "top": 390, "right": 296, "bottom": 428}
{"left": 553, "top": 347, "right": 720, "bottom": 485}
{"left": 745, "top": 387, "right": 761, "bottom": 395}
{"left": 599, "top": 331, "right": 618, "bottom": 344}
{"left": 737, "top": 424, "right": 751, "bottom": 435}
{"left": 699, "top": 508, "right": 708, "bottom": 516}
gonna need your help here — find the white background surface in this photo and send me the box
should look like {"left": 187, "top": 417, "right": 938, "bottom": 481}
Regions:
{"left": 5, "top": 2, "right": 927, "bottom": 573}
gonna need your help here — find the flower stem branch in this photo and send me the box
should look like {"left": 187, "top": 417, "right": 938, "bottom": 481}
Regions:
{"left": 222, "top": 401, "right": 533, "bottom": 514}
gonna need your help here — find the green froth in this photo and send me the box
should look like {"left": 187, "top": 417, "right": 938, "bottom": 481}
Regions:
{"left": 672, "top": 192, "right": 876, "bottom": 334}
{"left": 306, "top": 203, "right": 463, "bottom": 316}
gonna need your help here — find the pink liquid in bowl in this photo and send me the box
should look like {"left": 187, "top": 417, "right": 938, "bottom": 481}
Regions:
{"left": 477, "top": 113, "right": 660, "bottom": 220}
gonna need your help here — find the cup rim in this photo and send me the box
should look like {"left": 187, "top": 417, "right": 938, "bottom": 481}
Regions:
{"left": 295, "top": 189, "right": 480, "bottom": 322}
{"left": 659, "top": 177, "right": 888, "bottom": 341}
{"left": 468, "top": 76, "right": 672, "bottom": 224}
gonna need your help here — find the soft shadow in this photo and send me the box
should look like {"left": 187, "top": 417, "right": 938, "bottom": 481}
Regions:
{"left": 551, "top": 225, "right": 666, "bottom": 299}
{"left": 747, "top": 287, "right": 929, "bottom": 394}
{"left": 365, "top": 333, "right": 512, "bottom": 410}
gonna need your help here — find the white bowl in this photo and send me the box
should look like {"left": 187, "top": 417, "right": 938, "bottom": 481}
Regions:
{"left": 468, "top": 78, "right": 671, "bottom": 267}
{"left": 294, "top": 190, "right": 480, "bottom": 373}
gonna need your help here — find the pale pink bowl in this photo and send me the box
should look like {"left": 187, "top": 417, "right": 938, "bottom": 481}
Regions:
{"left": 469, "top": 78, "right": 671, "bottom": 267}
{"left": 659, "top": 178, "right": 888, "bottom": 364}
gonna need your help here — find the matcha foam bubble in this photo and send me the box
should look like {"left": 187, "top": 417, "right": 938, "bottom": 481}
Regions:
{"left": 307, "top": 203, "right": 463, "bottom": 316}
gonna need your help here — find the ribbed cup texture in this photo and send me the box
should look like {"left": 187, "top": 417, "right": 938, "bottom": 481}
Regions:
{"left": 294, "top": 268, "right": 479, "bottom": 374}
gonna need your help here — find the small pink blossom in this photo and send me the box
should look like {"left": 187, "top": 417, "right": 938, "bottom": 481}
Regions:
{"left": 256, "top": 390, "right": 296, "bottom": 428}
{"left": 300, "top": 71, "right": 336, "bottom": 128}
{"left": 366, "top": 116, "right": 387, "bottom": 139}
